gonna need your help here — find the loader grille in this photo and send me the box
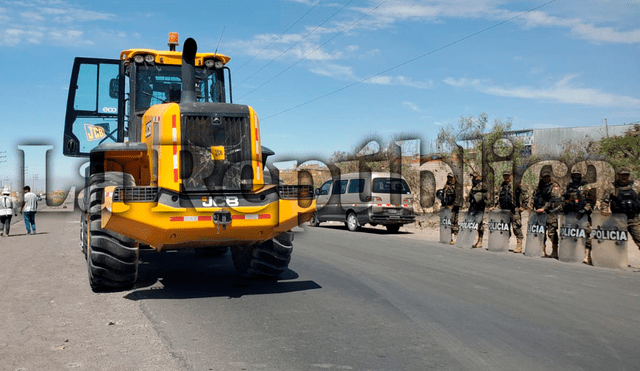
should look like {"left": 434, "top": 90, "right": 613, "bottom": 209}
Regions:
{"left": 278, "top": 185, "right": 314, "bottom": 200}
{"left": 113, "top": 187, "right": 159, "bottom": 203}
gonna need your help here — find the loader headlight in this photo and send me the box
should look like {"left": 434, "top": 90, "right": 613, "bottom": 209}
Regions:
{"left": 144, "top": 54, "right": 155, "bottom": 63}
{"left": 133, "top": 55, "right": 144, "bottom": 64}
{"left": 204, "top": 59, "right": 215, "bottom": 68}
{"left": 214, "top": 60, "right": 224, "bottom": 69}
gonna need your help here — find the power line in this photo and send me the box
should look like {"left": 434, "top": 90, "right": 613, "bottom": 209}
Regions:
{"left": 235, "top": 0, "right": 324, "bottom": 73}
{"left": 262, "top": 0, "right": 558, "bottom": 120}
{"left": 238, "top": 0, "right": 387, "bottom": 101}
{"left": 235, "top": 0, "right": 356, "bottom": 89}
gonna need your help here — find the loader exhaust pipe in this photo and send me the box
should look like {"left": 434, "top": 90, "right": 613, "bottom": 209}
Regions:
{"left": 182, "top": 37, "right": 197, "bottom": 103}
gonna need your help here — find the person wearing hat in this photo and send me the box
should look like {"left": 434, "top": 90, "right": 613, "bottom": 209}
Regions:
{"left": 467, "top": 170, "right": 489, "bottom": 248}
{"left": 441, "top": 172, "right": 463, "bottom": 244}
{"left": 0, "top": 188, "right": 17, "bottom": 236}
{"left": 600, "top": 167, "right": 640, "bottom": 251}
{"left": 490, "top": 169, "right": 530, "bottom": 253}
{"left": 562, "top": 167, "right": 597, "bottom": 264}
{"left": 531, "top": 167, "right": 562, "bottom": 258}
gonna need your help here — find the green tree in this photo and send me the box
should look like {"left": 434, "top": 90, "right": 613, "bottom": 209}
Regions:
{"left": 597, "top": 124, "right": 640, "bottom": 177}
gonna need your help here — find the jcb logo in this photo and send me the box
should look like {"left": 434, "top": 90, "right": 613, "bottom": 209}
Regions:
{"left": 84, "top": 124, "right": 106, "bottom": 142}
{"left": 210, "top": 146, "right": 225, "bottom": 161}
{"left": 202, "top": 196, "right": 239, "bottom": 207}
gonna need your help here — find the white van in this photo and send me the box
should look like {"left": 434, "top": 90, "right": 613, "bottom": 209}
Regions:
{"left": 311, "top": 172, "right": 415, "bottom": 232}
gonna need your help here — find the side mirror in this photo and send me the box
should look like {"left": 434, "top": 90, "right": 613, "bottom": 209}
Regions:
{"left": 314, "top": 188, "right": 321, "bottom": 196}
{"left": 109, "top": 78, "right": 119, "bottom": 99}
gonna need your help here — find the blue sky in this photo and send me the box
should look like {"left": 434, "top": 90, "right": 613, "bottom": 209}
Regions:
{"left": 0, "top": 0, "right": 638, "bottom": 192}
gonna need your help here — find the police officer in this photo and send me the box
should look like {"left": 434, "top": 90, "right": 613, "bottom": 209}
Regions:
{"left": 441, "top": 172, "right": 464, "bottom": 245}
{"left": 600, "top": 167, "right": 640, "bottom": 251}
{"left": 467, "top": 171, "right": 489, "bottom": 248}
{"left": 531, "top": 168, "right": 562, "bottom": 258}
{"left": 490, "top": 170, "right": 529, "bottom": 253}
{"left": 562, "top": 168, "right": 597, "bottom": 264}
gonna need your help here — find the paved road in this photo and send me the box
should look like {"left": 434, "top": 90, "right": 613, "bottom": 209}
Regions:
{"left": 126, "top": 224, "right": 640, "bottom": 371}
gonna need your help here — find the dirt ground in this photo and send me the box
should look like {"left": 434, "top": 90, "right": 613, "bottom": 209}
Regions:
{"left": 0, "top": 211, "right": 179, "bottom": 371}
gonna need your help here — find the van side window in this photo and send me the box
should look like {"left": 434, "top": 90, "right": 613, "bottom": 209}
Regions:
{"left": 372, "top": 178, "right": 411, "bottom": 194}
{"left": 319, "top": 181, "right": 331, "bottom": 196}
{"left": 347, "top": 179, "right": 365, "bottom": 193}
{"left": 332, "top": 180, "right": 348, "bottom": 195}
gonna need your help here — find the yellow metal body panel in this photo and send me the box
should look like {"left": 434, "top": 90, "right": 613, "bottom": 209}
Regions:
{"left": 142, "top": 103, "right": 181, "bottom": 193}
{"left": 120, "top": 49, "right": 231, "bottom": 66}
{"left": 249, "top": 107, "right": 264, "bottom": 189}
{"left": 102, "top": 195, "right": 315, "bottom": 250}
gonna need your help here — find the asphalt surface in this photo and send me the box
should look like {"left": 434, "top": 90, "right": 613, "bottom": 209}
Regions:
{"left": 125, "top": 223, "right": 640, "bottom": 371}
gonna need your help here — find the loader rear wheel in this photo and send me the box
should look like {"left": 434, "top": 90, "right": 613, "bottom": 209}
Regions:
{"left": 86, "top": 172, "right": 139, "bottom": 291}
{"left": 231, "top": 232, "right": 293, "bottom": 278}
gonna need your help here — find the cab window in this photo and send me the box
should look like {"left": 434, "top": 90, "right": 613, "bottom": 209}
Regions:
{"left": 319, "top": 181, "right": 331, "bottom": 196}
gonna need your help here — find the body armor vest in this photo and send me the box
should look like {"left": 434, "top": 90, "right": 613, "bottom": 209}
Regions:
{"left": 440, "top": 184, "right": 457, "bottom": 206}
{"left": 533, "top": 182, "right": 552, "bottom": 209}
{"left": 499, "top": 183, "right": 514, "bottom": 211}
{"left": 563, "top": 181, "right": 587, "bottom": 213}
{"left": 469, "top": 188, "right": 486, "bottom": 212}
{"left": 611, "top": 183, "right": 640, "bottom": 218}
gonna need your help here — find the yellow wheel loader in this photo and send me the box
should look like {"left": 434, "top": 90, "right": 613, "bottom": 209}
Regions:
{"left": 63, "top": 34, "right": 314, "bottom": 290}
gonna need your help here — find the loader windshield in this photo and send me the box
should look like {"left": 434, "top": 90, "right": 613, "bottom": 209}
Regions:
{"left": 134, "top": 64, "right": 225, "bottom": 111}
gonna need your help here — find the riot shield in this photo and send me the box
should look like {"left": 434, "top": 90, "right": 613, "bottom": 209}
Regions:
{"left": 525, "top": 211, "right": 547, "bottom": 257}
{"left": 455, "top": 211, "right": 483, "bottom": 249}
{"left": 558, "top": 212, "right": 588, "bottom": 263}
{"left": 590, "top": 212, "right": 628, "bottom": 270}
{"left": 439, "top": 208, "right": 453, "bottom": 244}
{"left": 488, "top": 210, "right": 511, "bottom": 253}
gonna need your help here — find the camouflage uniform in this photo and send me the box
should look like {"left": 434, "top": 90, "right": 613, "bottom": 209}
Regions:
{"left": 562, "top": 168, "right": 597, "bottom": 263}
{"left": 531, "top": 171, "right": 562, "bottom": 258}
{"left": 467, "top": 172, "right": 490, "bottom": 248}
{"left": 493, "top": 172, "right": 530, "bottom": 253}
{"left": 442, "top": 173, "right": 464, "bottom": 237}
{"left": 599, "top": 169, "right": 640, "bottom": 250}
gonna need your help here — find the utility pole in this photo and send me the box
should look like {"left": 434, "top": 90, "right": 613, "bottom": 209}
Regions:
{"left": 0, "top": 151, "right": 6, "bottom": 190}
{"left": 605, "top": 118, "right": 609, "bottom": 138}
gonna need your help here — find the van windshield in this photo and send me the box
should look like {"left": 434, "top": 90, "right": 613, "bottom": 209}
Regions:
{"left": 372, "top": 178, "right": 411, "bottom": 194}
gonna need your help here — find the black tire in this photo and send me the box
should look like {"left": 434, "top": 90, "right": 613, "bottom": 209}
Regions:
{"left": 345, "top": 212, "right": 359, "bottom": 232}
{"left": 386, "top": 224, "right": 401, "bottom": 233}
{"left": 86, "top": 172, "right": 138, "bottom": 291}
{"left": 309, "top": 212, "right": 320, "bottom": 227}
{"left": 231, "top": 232, "right": 293, "bottom": 278}
{"left": 81, "top": 212, "right": 88, "bottom": 258}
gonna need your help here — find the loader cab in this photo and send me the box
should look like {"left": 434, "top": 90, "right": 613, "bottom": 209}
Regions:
{"left": 63, "top": 47, "right": 232, "bottom": 156}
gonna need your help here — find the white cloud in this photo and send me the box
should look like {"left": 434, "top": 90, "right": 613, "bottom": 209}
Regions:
{"left": 444, "top": 75, "right": 640, "bottom": 108}
{"left": 0, "top": 1, "right": 115, "bottom": 47}
{"left": 403, "top": 101, "right": 420, "bottom": 111}
{"left": 353, "top": 1, "right": 640, "bottom": 45}
{"left": 310, "top": 63, "right": 433, "bottom": 89}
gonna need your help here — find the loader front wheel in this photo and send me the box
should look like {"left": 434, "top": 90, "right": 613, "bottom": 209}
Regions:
{"left": 86, "top": 172, "right": 139, "bottom": 291}
{"left": 231, "top": 232, "right": 293, "bottom": 278}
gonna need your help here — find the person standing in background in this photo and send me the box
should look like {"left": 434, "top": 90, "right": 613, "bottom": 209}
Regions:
{"left": 0, "top": 188, "right": 17, "bottom": 236}
{"left": 20, "top": 185, "right": 38, "bottom": 235}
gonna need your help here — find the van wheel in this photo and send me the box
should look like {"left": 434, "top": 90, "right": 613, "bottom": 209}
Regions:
{"left": 345, "top": 212, "right": 359, "bottom": 232}
{"left": 386, "top": 224, "right": 401, "bottom": 233}
{"left": 310, "top": 212, "right": 321, "bottom": 227}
